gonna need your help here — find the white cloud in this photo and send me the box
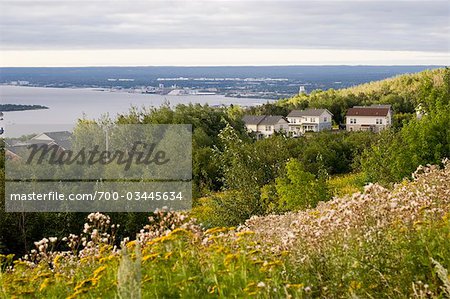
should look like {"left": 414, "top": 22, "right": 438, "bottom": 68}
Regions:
{"left": 0, "top": 0, "right": 448, "bottom": 52}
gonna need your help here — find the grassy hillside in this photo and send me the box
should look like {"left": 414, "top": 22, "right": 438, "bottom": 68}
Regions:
{"left": 247, "top": 67, "right": 449, "bottom": 126}
{"left": 1, "top": 161, "right": 449, "bottom": 298}
{"left": 0, "top": 68, "right": 449, "bottom": 298}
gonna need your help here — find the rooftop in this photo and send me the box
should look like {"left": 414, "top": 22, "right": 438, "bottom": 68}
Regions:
{"left": 287, "top": 108, "right": 332, "bottom": 117}
{"left": 242, "top": 115, "right": 286, "bottom": 126}
{"left": 347, "top": 107, "right": 390, "bottom": 117}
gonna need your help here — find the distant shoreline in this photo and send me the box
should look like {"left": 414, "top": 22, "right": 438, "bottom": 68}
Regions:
{"left": 0, "top": 103, "right": 49, "bottom": 112}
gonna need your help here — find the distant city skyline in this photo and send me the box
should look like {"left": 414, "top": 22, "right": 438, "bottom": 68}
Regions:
{"left": 1, "top": 0, "right": 449, "bottom": 66}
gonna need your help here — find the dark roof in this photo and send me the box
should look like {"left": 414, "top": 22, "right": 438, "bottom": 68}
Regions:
{"left": 259, "top": 115, "right": 287, "bottom": 125}
{"left": 242, "top": 115, "right": 266, "bottom": 125}
{"left": 242, "top": 115, "right": 286, "bottom": 126}
{"left": 6, "top": 145, "right": 31, "bottom": 156}
{"left": 4, "top": 138, "right": 21, "bottom": 147}
{"left": 287, "top": 109, "right": 332, "bottom": 117}
{"left": 32, "top": 131, "right": 72, "bottom": 150}
{"left": 347, "top": 107, "right": 390, "bottom": 117}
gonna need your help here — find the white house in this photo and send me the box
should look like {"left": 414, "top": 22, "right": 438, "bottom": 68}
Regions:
{"left": 346, "top": 105, "right": 392, "bottom": 133}
{"left": 286, "top": 109, "right": 333, "bottom": 136}
{"left": 242, "top": 115, "right": 289, "bottom": 138}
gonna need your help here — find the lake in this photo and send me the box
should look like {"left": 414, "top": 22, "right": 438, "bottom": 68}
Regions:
{"left": 0, "top": 85, "right": 272, "bottom": 137}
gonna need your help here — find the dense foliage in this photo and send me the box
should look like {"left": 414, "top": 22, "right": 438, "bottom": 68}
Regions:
{"left": 0, "top": 67, "right": 448, "bottom": 258}
{"left": 1, "top": 162, "right": 449, "bottom": 298}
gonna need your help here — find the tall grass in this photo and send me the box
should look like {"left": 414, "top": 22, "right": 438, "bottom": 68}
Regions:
{"left": 0, "top": 162, "right": 449, "bottom": 298}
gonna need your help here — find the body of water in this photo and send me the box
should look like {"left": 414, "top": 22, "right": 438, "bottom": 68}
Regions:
{"left": 0, "top": 86, "right": 272, "bottom": 137}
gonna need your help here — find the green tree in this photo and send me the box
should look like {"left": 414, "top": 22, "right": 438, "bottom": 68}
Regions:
{"left": 276, "top": 158, "right": 329, "bottom": 211}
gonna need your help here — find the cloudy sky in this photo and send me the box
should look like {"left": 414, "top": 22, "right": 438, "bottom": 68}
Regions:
{"left": 0, "top": 0, "right": 449, "bottom": 66}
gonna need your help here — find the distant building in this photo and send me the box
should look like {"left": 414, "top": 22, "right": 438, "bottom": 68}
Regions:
{"left": 242, "top": 115, "right": 289, "bottom": 139}
{"left": 31, "top": 131, "right": 72, "bottom": 150}
{"left": 346, "top": 105, "right": 392, "bottom": 132}
{"left": 5, "top": 131, "right": 73, "bottom": 160}
{"left": 415, "top": 103, "right": 426, "bottom": 120}
{"left": 287, "top": 109, "right": 333, "bottom": 136}
{"left": 299, "top": 86, "right": 306, "bottom": 94}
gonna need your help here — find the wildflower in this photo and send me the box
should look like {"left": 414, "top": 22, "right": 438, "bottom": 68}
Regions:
{"left": 74, "top": 278, "right": 98, "bottom": 292}
{"left": 257, "top": 282, "right": 266, "bottom": 288}
{"left": 208, "top": 285, "right": 218, "bottom": 294}
{"left": 224, "top": 254, "right": 238, "bottom": 266}
{"left": 286, "top": 283, "right": 304, "bottom": 289}
{"left": 93, "top": 265, "right": 107, "bottom": 279}
{"left": 235, "top": 230, "right": 255, "bottom": 237}
{"left": 142, "top": 253, "right": 159, "bottom": 262}
{"left": 39, "top": 278, "right": 51, "bottom": 292}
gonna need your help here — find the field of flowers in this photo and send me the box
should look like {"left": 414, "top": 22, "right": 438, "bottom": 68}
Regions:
{"left": 1, "top": 160, "right": 449, "bottom": 298}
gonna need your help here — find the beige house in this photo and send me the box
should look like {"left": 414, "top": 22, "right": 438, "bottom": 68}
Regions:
{"left": 242, "top": 115, "right": 289, "bottom": 139}
{"left": 287, "top": 108, "right": 333, "bottom": 137}
{"left": 346, "top": 105, "right": 392, "bottom": 132}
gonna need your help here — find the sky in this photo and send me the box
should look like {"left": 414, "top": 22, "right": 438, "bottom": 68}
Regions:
{"left": 0, "top": 0, "right": 449, "bottom": 66}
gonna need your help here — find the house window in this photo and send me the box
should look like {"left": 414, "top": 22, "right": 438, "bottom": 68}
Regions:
{"left": 350, "top": 118, "right": 356, "bottom": 124}
{"left": 265, "top": 125, "right": 272, "bottom": 131}
{"left": 324, "top": 117, "right": 327, "bottom": 122}
{"left": 292, "top": 118, "right": 296, "bottom": 124}
{"left": 376, "top": 119, "right": 383, "bottom": 124}
{"left": 311, "top": 118, "right": 316, "bottom": 122}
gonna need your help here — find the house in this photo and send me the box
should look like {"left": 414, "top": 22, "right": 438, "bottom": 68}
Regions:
{"left": 5, "top": 131, "right": 73, "bottom": 160}
{"left": 346, "top": 105, "right": 392, "bottom": 132}
{"left": 31, "top": 131, "right": 72, "bottom": 150}
{"left": 242, "top": 115, "right": 289, "bottom": 139}
{"left": 287, "top": 108, "right": 333, "bottom": 136}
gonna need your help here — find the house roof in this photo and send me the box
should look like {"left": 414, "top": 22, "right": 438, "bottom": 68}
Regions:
{"left": 32, "top": 131, "right": 72, "bottom": 150}
{"left": 287, "top": 108, "right": 332, "bottom": 117}
{"left": 347, "top": 107, "right": 390, "bottom": 117}
{"left": 4, "top": 138, "right": 21, "bottom": 147}
{"left": 242, "top": 115, "right": 287, "bottom": 126}
{"left": 6, "top": 145, "right": 31, "bottom": 156}
{"left": 242, "top": 115, "right": 267, "bottom": 125}
{"left": 259, "top": 115, "right": 287, "bottom": 125}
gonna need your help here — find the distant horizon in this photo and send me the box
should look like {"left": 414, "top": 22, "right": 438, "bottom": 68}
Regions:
{"left": 1, "top": 49, "right": 448, "bottom": 68}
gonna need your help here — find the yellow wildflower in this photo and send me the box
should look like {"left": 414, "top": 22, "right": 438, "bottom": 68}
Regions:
{"left": 126, "top": 240, "right": 137, "bottom": 248}
{"left": 235, "top": 231, "right": 255, "bottom": 237}
{"left": 53, "top": 255, "right": 63, "bottom": 268}
{"left": 208, "top": 285, "right": 219, "bottom": 294}
{"left": 349, "top": 280, "right": 362, "bottom": 290}
{"left": 286, "top": 283, "right": 304, "bottom": 289}
{"left": 93, "top": 265, "right": 107, "bottom": 279}
{"left": 39, "top": 278, "right": 51, "bottom": 292}
{"left": 205, "top": 227, "right": 234, "bottom": 235}
{"left": 142, "top": 253, "right": 159, "bottom": 262}
{"left": 224, "top": 253, "right": 238, "bottom": 266}
{"left": 163, "top": 252, "right": 174, "bottom": 260}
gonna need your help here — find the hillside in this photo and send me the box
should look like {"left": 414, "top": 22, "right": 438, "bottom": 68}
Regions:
{"left": 1, "top": 68, "right": 449, "bottom": 298}
{"left": 245, "top": 160, "right": 450, "bottom": 251}
{"left": 1, "top": 161, "right": 449, "bottom": 298}
{"left": 273, "top": 67, "right": 449, "bottom": 125}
